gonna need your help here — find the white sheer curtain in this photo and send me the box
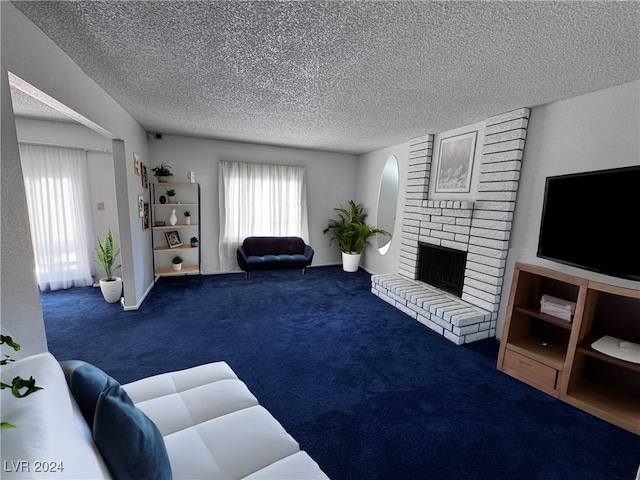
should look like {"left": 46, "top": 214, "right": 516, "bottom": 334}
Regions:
{"left": 218, "top": 160, "right": 309, "bottom": 271}
{"left": 20, "top": 144, "right": 95, "bottom": 291}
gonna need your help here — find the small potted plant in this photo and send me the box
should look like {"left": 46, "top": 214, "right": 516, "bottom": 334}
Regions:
{"left": 190, "top": 236, "right": 199, "bottom": 248}
{"left": 166, "top": 188, "right": 176, "bottom": 204}
{"left": 184, "top": 210, "right": 191, "bottom": 225}
{"left": 94, "top": 230, "right": 123, "bottom": 302}
{"left": 152, "top": 163, "right": 173, "bottom": 182}
{"left": 172, "top": 255, "right": 183, "bottom": 272}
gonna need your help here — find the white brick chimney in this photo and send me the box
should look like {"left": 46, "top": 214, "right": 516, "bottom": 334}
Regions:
{"left": 372, "top": 108, "right": 530, "bottom": 344}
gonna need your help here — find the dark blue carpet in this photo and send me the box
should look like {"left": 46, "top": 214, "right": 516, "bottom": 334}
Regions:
{"left": 41, "top": 266, "right": 639, "bottom": 480}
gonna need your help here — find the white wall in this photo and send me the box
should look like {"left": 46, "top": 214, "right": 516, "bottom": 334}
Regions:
{"left": 1, "top": 2, "right": 153, "bottom": 351}
{"left": 148, "top": 134, "right": 358, "bottom": 272}
{"left": 356, "top": 142, "right": 410, "bottom": 274}
{"left": 498, "top": 79, "right": 640, "bottom": 338}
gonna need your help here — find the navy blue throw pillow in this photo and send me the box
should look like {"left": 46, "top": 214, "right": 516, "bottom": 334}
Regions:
{"left": 59, "top": 360, "right": 172, "bottom": 479}
{"left": 59, "top": 360, "right": 118, "bottom": 426}
{"left": 93, "top": 383, "right": 172, "bottom": 480}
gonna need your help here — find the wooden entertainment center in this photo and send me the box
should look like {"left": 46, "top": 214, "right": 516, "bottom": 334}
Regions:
{"left": 497, "top": 262, "right": 639, "bottom": 434}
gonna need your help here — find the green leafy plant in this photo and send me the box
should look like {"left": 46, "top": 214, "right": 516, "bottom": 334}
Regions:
{"left": 172, "top": 256, "right": 183, "bottom": 265}
{"left": 323, "top": 200, "right": 391, "bottom": 254}
{"left": 165, "top": 189, "right": 176, "bottom": 197}
{"left": 1, "top": 335, "right": 43, "bottom": 429}
{"left": 94, "top": 230, "right": 122, "bottom": 281}
{"left": 151, "top": 163, "right": 173, "bottom": 178}
{"left": 184, "top": 210, "right": 191, "bottom": 217}
{"left": 190, "top": 236, "right": 198, "bottom": 243}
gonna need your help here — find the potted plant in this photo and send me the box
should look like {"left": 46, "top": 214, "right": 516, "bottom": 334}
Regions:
{"left": 184, "top": 210, "right": 191, "bottom": 225}
{"left": 152, "top": 163, "right": 173, "bottom": 182}
{"left": 172, "top": 255, "right": 183, "bottom": 272}
{"left": 190, "top": 236, "right": 199, "bottom": 248}
{"left": 94, "top": 230, "right": 123, "bottom": 303}
{"left": 323, "top": 200, "right": 391, "bottom": 272}
{"left": 165, "top": 188, "right": 176, "bottom": 204}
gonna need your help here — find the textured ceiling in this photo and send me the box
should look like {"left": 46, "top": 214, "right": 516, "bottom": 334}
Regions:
{"left": 10, "top": 1, "right": 640, "bottom": 155}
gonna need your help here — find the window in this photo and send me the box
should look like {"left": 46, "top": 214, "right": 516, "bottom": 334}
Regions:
{"left": 218, "top": 160, "right": 309, "bottom": 271}
{"left": 20, "top": 145, "right": 94, "bottom": 291}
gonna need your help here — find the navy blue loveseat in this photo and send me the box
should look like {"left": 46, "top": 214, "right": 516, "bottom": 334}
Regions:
{"left": 237, "top": 236, "right": 314, "bottom": 278}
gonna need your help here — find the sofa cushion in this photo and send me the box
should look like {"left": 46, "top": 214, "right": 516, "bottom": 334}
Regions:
{"left": 243, "top": 236, "right": 306, "bottom": 256}
{"left": 60, "top": 360, "right": 172, "bottom": 480}
{"left": 93, "top": 382, "right": 172, "bottom": 480}
{"left": 162, "top": 405, "right": 301, "bottom": 479}
{"left": 0, "top": 353, "right": 110, "bottom": 479}
{"left": 244, "top": 451, "right": 329, "bottom": 479}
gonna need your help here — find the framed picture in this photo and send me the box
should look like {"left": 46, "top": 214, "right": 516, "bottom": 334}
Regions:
{"left": 142, "top": 202, "right": 150, "bottom": 230}
{"left": 133, "top": 153, "right": 141, "bottom": 176}
{"left": 165, "top": 230, "right": 182, "bottom": 248}
{"left": 137, "top": 195, "right": 145, "bottom": 218}
{"left": 141, "top": 163, "right": 148, "bottom": 188}
{"left": 434, "top": 131, "right": 478, "bottom": 193}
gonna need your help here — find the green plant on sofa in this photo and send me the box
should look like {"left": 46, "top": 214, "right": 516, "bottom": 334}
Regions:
{"left": 323, "top": 200, "right": 390, "bottom": 254}
{"left": 1, "top": 335, "right": 43, "bottom": 429}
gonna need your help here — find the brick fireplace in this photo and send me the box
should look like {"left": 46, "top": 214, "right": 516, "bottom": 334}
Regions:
{"left": 372, "top": 108, "right": 530, "bottom": 344}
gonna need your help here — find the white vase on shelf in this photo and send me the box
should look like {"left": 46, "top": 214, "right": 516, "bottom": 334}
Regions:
{"left": 169, "top": 209, "right": 177, "bottom": 226}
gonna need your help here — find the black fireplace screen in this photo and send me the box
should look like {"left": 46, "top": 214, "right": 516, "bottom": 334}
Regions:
{"left": 417, "top": 243, "right": 467, "bottom": 297}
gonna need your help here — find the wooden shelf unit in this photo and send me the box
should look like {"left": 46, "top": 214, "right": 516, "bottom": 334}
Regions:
{"left": 498, "top": 263, "right": 639, "bottom": 434}
{"left": 149, "top": 182, "right": 201, "bottom": 283}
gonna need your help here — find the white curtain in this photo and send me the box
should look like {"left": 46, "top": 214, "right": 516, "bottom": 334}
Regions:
{"left": 218, "top": 160, "right": 309, "bottom": 271}
{"left": 20, "top": 145, "right": 95, "bottom": 291}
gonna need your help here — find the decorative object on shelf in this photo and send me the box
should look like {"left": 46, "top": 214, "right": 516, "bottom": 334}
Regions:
{"left": 151, "top": 163, "right": 173, "bottom": 182}
{"left": 142, "top": 203, "right": 149, "bottom": 230}
{"left": 133, "top": 152, "right": 141, "bottom": 176}
{"left": 323, "top": 200, "right": 390, "bottom": 272}
{"left": 159, "top": 195, "right": 167, "bottom": 204}
{"left": 169, "top": 209, "right": 177, "bottom": 226}
{"left": 591, "top": 336, "right": 640, "bottom": 365}
{"left": 94, "top": 229, "right": 123, "bottom": 304}
{"left": 165, "top": 230, "right": 182, "bottom": 248}
{"left": 155, "top": 221, "right": 165, "bottom": 227}
{"left": 190, "top": 236, "right": 199, "bottom": 247}
{"left": 172, "top": 255, "right": 183, "bottom": 272}
{"left": 137, "top": 195, "right": 145, "bottom": 218}
{"left": 188, "top": 171, "right": 195, "bottom": 183}
{"left": 141, "top": 163, "right": 148, "bottom": 188}
{"left": 165, "top": 189, "right": 176, "bottom": 204}
{"left": 540, "top": 294, "right": 575, "bottom": 322}
{"left": 434, "top": 130, "right": 477, "bottom": 193}
{"left": 184, "top": 210, "right": 191, "bottom": 225}
{"left": 0, "top": 335, "right": 43, "bottom": 429}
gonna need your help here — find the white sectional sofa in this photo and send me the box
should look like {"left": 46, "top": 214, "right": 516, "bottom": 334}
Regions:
{"left": 1, "top": 352, "right": 329, "bottom": 479}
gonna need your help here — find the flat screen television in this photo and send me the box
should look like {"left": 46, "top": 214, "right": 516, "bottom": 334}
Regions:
{"left": 537, "top": 165, "right": 640, "bottom": 281}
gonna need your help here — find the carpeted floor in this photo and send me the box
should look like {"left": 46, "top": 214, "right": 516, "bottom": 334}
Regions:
{"left": 41, "top": 266, "right": 639, "bottom": 480}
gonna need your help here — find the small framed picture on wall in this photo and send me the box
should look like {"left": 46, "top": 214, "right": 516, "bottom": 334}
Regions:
{"left": 133, "top": 153, "right": 141, "bottom": 176}
{"left": 142, "top": 202, "right": 150, "bottom": 230}
{"left": 141, "top": 163, "right": 148, "bottom": 188}
{"left": 137, "top": 195, "right": 145, "bottom": 218}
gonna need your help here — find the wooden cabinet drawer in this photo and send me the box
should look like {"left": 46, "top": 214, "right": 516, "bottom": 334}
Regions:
{"left": 503, "top": 348, "right": 558, "bottom": 390}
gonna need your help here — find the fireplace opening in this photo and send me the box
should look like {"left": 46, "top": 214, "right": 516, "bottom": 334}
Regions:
{"left": 417, "top": 243, "right": 467, "bottom": 297}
